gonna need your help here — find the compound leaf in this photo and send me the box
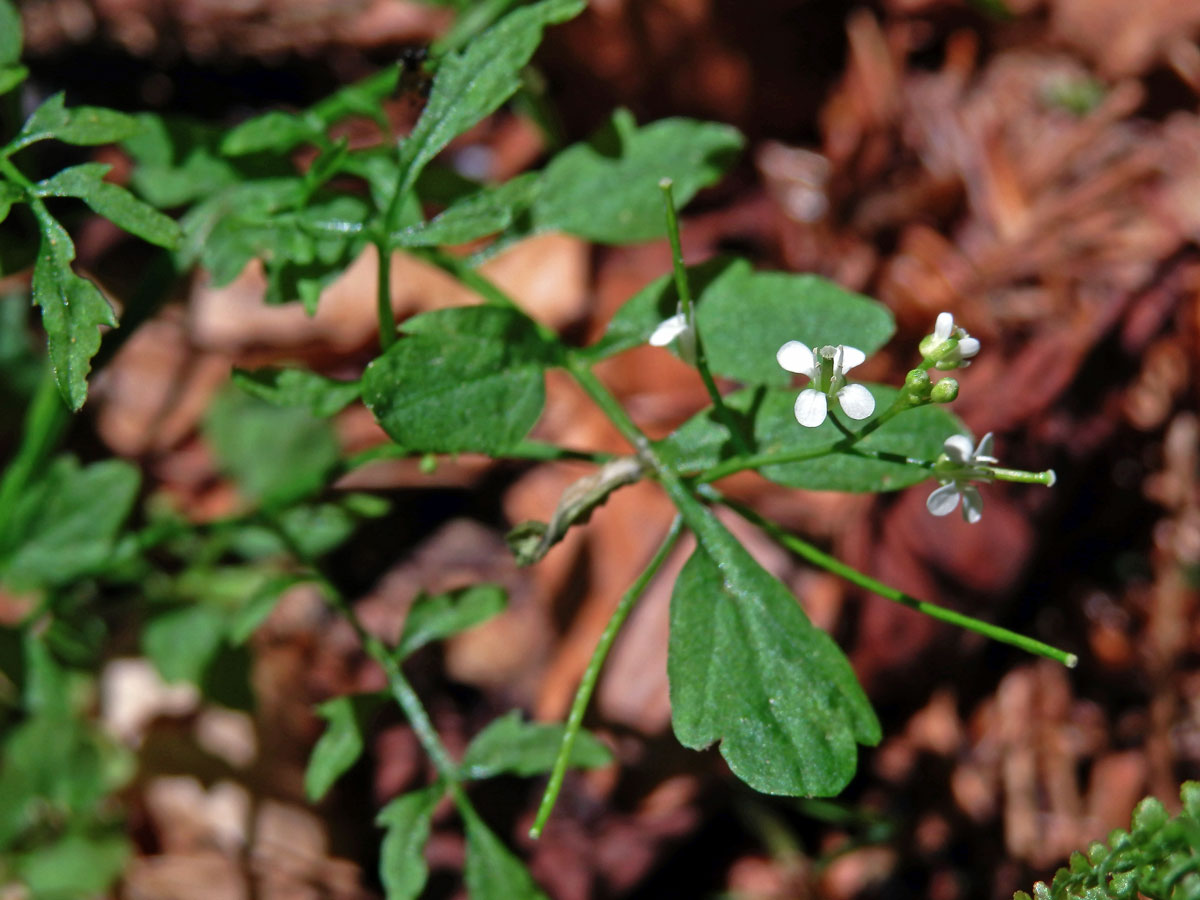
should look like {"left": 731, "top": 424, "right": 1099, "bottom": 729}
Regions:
{"left": 35, "top": 163, "right": 181, "bottom": 249}
{"left": 232, "top": 367, "right": 361, "bottom": 418}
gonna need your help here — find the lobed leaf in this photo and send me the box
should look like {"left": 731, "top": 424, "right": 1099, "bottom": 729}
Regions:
{"left": 305, "top": 694, "right": 383, "bottom": 802}
{"left": 661, "top": 482, "right": 879, "bottom": 797}
{"left": 458, "top": 710, "right": 612, "bottom": 781}
{"left": 377, "top": 784, "right": 444, "bottom": 900}
{"left": 463, "top": 807, "right": 548, "bottom": 900}
{"left": 658, "top": 384, "right": 966, "bottom": 492}
{"left": 392, "top": 173, "right": 540, "bottom": 248}
{"left": 1, "top": 457, "right": 139, "bottom": 589}
{"left": 30, "top": 209, "right": 117, "bottom": 409}
{"left": 204, "top": 388, "right": 341, "bottom": 509}
{"left": 396, "top": 584, "right": 507, "bottom": 659}
{"left": 531, "top": 110, "right": 744, "bottom": 244}
{"left": 391, "top": 0, "right": 585, "bottom": 204}
{"left": 362, "top": 306, "right": 561, "bottom": 455}
{"left": 34, "top": 163, "right": 182, "bottom": 249}
{"left": 12, "top": 93, "right": 139, "bottom": 151}
{"left": 232, "top": 367, "right": 362, "bottom": 418}
{"left": 0, "top": 181, "right": 21, "bottom": 226}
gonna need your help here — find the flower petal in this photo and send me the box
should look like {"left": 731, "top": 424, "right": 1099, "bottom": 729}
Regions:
{"left": 794, "top": 388, "right": 828, "bottom": 427}
{"left": 836, "top": 382, "right": 875, "bottom": 420}
{"left": 943, "top": 434, "right": 974, "bottom": 464}
{"left": 974, "top": 432, "right": 996, "bottom": 462}
{"left": 837, "top": 345, "right": 866, "bottom": 371}
{"left": 934, "top": 312, "right": 954, "bottom": 342}
{"left": 649, "top": 313, "right": 689, "bottom": 347}
{"left": 926, "top": 482, "right": 961, "bottom": 516}
{"left": 777, "top": 340, "right": 816, "bottom": 376}
{"left": 958, "top": 336, "right": 981, "bottom": 359}
{"left": 961, "top": 485, "right": 984, "bottom": 523}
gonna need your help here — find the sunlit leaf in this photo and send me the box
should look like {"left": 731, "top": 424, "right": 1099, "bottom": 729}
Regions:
{"left": 35, "top": 163, "right": 181, "bottom": 249}
{"left": 363, "top": 306, "right": 561, "bottom": 454}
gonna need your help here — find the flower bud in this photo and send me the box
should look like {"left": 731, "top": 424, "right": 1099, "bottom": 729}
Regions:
{"left": 931, "top": 378, "right": 959, "bottom": 403}
{"left": 900, "top": 368, "right": 932, "bottom": 406}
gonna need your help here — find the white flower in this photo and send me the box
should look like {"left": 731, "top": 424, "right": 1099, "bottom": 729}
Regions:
{"left": 777, "top": 341, "right": 875, "bottom": 427}
{"left": 926, "top": 432, "right": 998, "bottom": 524}
{"left": 649, "top": 309, "right": 697, "bottom": 364}
{"left": 925, "top": 312, "right": 980, "bottom": 368}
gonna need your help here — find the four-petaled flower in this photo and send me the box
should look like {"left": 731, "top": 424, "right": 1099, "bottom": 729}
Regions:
{"left": 926, "top": 432, "right": 997, "bottom": 524}
{"left": 924, "top": 312, "right": 980, "bottom": 369}
{"left": 649, "top": 308, "right": 697, "bottom": 364}
{"left": 777, "top": 341, "right": 875, "bottom": 427}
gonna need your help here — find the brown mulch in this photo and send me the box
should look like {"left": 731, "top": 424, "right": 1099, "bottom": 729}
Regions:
{"left": 13, "top": 0, "right": 1200, "bottom": 897}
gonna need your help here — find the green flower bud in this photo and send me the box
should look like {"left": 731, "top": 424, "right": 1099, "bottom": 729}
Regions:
{"left": 931, "top": 378, "right": 959, "bottom": 403}
{"left": 900, "top": 368, "right": 932, "bottom": 407}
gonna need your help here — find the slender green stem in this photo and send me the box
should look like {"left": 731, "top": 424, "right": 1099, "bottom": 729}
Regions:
{"left": 0, "top": 368, "right": 70, "bottom": 552}
{"left": 711, "top": 489, "right": 1077, "bottom": 668}
{"left": 262, "top": 514, "right": 462, "bottom": 780}
{"left": 339, "top": 439, "right": 614, "bottom": 475}
{"left": 530, "top": 514, "right": 683, "bottom": 839}
{"left": 658, "top": 179, "right": 751, "bottom": 457}
{"left": 376, "top": 240, "right": 397, "bottom": 350}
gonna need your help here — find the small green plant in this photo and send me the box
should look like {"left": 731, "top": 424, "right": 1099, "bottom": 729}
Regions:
{"left": 0, "top": 0, "right": 1075, "bottom": 896}
{"left": 1015, "top": 783, "right": 1200, "bottom": 900}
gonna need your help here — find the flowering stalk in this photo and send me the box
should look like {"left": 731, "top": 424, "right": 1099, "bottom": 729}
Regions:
{"left": 657, "top": 178, "right": 751, "bottom": 456}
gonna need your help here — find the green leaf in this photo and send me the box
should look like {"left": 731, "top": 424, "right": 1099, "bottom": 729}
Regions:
{"left": 459, "top": 710, "right": 611, "bottom": 780}
{"left": 396, "top": 584, "right": 507, "bottom": 659}
{"left": 587, "top": 258, "right": 893, "bottom": 381}
{"left": 305, "top": 694, "right": 382, "bottom": 802}
{"left": 221, "top": 111, "right": 323, "bottom": 157}
{"left": 392, "top": 173, "right": 540, "bottom": 248}
{"left": 362, "top": 306, "right": 561, "bottom": 454}
{"left": 658, "top": 385, "right": 965, "bottom": 492}
{"left": 660, "top": 481, "right": 879, "bottom": 797}
{"left": 12, "top": 93, "right": 139, "bottom": 151}
{"left": 376, "top": 784, "right": 443, "bottom": 900}
{"left": 0, "top": 180, "right": 21, "bottom": 226}
{"left": 392, "top": 0, "right": 584, "bottom": 202}
{"left": 0, "top": 64, "right": 27, "bottom": 96}
{"left": 13, "top": 831, "right": 130, "bottom": 898}
{"left": 532, "top": 110, "right": 743, "bottom": 243}
{"left": 222, "top": 65, "right": 400, "bottom": 156}
{"left": 29, "top": 209, "right": 117, "bottom": 410}
{"left": 696, "top": 261, "right": 895, "bottom": 386}
{"left": 668, "top": 540, "right": 879, "bottom": 796}
{"left": 0, "top": 0, "right": 22, "bottom": 68}
{"left": 2, "top": 457, "right": 140, "bottom": 588}
{"left": 463, "top": 808, "right": 548, "bottom": 900}
{"left": 584, "top": 255, "right": 738, "bottom": 360}
{"left": 204, "top": 388, "right": 341, "bottom": 509}
{"left": 34, "top": 163, "right": 182, "bottom": 249}
{"left": 232, "top": 367, "right": 361, "bottom": 418}
{"left": 142, "top": 604, "right": 226, "bottom": 685}
{"left": 228, "top": 574, "right": 309, "bottom": 644}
